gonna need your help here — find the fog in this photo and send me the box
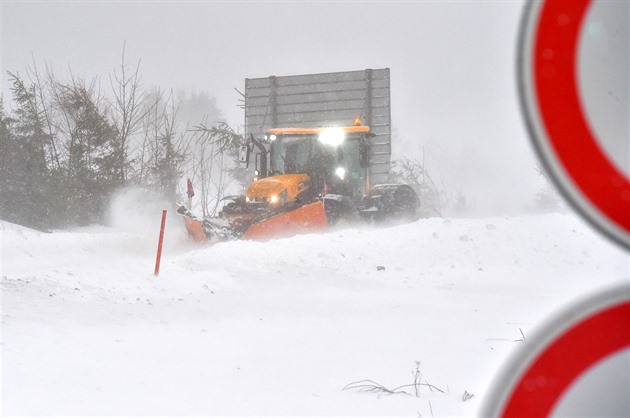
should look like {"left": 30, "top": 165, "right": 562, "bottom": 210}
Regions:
{"left": 2, "top": 0, "right": 548, "bottom": 215}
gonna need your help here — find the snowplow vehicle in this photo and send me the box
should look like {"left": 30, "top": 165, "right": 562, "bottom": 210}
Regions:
{"left": 177, "top": 123, "right": 420, "bottom": 243}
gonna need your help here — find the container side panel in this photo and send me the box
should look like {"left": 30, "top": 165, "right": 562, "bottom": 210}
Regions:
{"left": 245, "top": 68, "right": 391, "bottom": 184}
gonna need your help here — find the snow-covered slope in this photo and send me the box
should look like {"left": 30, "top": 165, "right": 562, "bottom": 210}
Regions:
{"left": 1, "top": 211, "right": 627, "bottom": 416}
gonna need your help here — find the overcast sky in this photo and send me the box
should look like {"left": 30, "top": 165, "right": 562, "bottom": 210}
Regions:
{"left": 2, "top": 0, "right": 554, "bottom": 215}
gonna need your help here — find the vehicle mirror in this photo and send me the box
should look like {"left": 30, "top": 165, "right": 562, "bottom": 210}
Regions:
{"left": 239, "top": 145, "right": 248, "bottom": 164}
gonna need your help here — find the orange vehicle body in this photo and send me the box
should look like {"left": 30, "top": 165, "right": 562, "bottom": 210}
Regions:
{"left": 265, "top": 125, "right": 370, "bottom": 136}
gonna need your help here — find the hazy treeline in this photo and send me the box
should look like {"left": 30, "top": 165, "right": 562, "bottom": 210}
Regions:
{"left": 0, "top": 57, "right": 245, "bottom": 230}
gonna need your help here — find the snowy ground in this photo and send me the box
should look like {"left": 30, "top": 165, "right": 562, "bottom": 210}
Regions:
{"left": 1, "top": 197, "right": 628, "bottom": 417}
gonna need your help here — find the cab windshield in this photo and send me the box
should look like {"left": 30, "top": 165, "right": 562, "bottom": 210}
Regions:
{"left": 270, "top": 135, "right": 313, "bottom": 174}
{"left": 269, "top": 133, "right": 366, "bottom": 201}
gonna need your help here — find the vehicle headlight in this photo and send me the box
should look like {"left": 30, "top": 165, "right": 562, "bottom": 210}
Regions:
{"left": 318, "top": 128, "right": 345, "bottom": 146}
{"left": 270, "top": 189, "right": 288, "bottom": 205}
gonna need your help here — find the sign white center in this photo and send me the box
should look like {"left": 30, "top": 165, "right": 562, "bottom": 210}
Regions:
{"left": 578, "top": 0, "right": 629, "bottom": 179}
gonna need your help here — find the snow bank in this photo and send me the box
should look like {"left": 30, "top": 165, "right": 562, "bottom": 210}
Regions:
{"left": 2, "top": 213, "right": 628, "bottom": 416}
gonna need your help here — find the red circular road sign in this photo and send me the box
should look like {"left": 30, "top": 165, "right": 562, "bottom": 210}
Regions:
{"left": 480, "top": 283, "right": 630, "bottom": 417}
{"left": 519, "top": 0, "right": 630, "bottom": 248}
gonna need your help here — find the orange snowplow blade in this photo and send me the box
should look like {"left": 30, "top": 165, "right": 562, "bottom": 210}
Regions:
{"left": 243, "top": 201, "right": 328, "bottom": 241}
{"left": 183, "top": 216, "right": 207, "bottom": 243}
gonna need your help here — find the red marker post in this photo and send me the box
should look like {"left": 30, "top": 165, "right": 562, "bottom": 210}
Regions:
{"left": 154, "top": 210, "right": 167, "bottom": 276}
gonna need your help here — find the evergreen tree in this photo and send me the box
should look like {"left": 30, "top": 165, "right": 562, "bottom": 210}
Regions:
{"left": 0, "top": 100, "right": 18, "bottom": 223}
{"left": 0, "top": 74, "right": 50, "bottom": 228}
{"left": 54, "top": 80, "right": 119, "bottom": 224}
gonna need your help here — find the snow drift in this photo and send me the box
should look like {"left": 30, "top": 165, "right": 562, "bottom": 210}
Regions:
{"left": 1, "top": 211, "right": 627, "bottom": 416}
